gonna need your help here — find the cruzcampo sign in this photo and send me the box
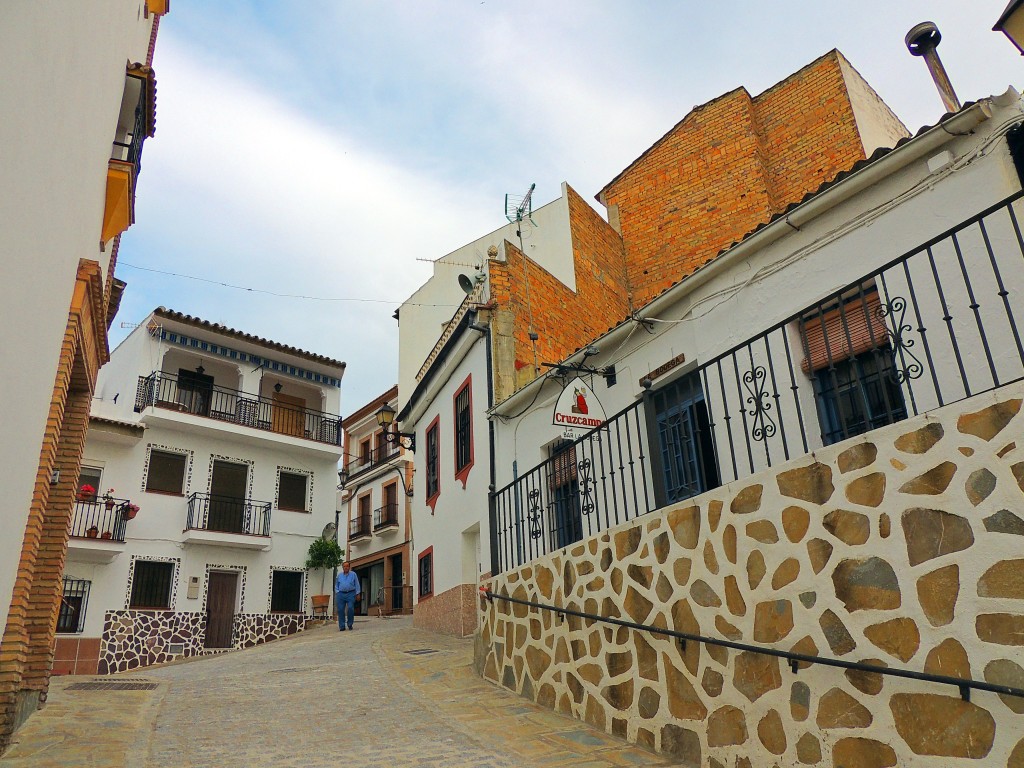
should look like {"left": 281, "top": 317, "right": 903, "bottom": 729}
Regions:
{"left": 552, "top": 378, "right": 607, "bottom": 438}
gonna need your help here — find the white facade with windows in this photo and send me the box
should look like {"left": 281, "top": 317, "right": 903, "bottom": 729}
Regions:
{"left": 58, "top": 308, "right": 345, "bottom": 673}
{"left": 339, "top": 387, "right": 415, "bottom": 618}
{"left": 400, "top": 321, "right": 492, "bottom": 635}
{"left": 489, "top": 91, "right": 1024, "bottom": 572}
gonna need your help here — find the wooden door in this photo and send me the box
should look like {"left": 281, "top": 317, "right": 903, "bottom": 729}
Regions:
{"left": 209, "top": 460, "right": 247, "bottom": 533}
{"left": 205, "top": 571, "right": 237, "bottom": 649}
{"left": 272, "top": 392, "right": 306, "bottom": 437}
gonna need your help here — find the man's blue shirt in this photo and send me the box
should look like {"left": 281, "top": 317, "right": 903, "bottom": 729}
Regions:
{"left": 335, "top": 571, "right": 360, "bottom": 595}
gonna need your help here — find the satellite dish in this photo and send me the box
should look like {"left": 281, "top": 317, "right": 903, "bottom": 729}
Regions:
{"left": 458, "top": 274, "right": 475, "bottom": 295}
{"left": 321, "top": 522, "right": 337, "bottom": 540}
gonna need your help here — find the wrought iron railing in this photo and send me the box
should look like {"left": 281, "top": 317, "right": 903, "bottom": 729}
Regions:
{"left": 491, "top": 191, "right": 1024, "bottom": 573}
{"left": 492, "top": 401, "right": 653, "bottom": 574}
{"left": 373, "top": 503, "right": 399, "bottom": 530}
{"left": 135, "top": 371, "right": 342, "bottom": 446}
{"left": 111, "top": 96, "right": 147, "bottom": 176}
{"left": 349, "top": 514, "right": 372, "bottom": 540}
{"left": 69, "top": 498, "right": 130, "bottom": 542}
{"left": 186, "top": 492, "right": 271, "bottom": 537}
{"left": 482, "top": 589, "right": 1024, "bottom": 702}
{"left": 345, "top": 443, "right": 399, "bottom": 479}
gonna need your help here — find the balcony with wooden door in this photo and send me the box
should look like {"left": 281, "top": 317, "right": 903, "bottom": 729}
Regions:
{"left": 135, "top": 370, "right": 342, "bottom": 446}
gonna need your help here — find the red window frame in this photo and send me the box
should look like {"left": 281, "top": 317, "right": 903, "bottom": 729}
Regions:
{"left": 453, "top": 375, "right": 474, "bottom": 488}
{"left": 418, "top": 546, "right": 433, "bottom": 600}
{"left": 425, "top": 416, "right": 440, "bottom": 512}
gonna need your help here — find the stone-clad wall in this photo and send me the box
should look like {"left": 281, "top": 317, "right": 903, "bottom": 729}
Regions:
{"left": 478, "top": 386, "right": 1024, "bottom": 767}
{"left": 99, "top": 611, "right": 307, "bottom": 673}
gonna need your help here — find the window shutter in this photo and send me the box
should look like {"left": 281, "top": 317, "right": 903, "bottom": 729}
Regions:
{"left": 801, "top": 291, "right": 890, "bottom": 373}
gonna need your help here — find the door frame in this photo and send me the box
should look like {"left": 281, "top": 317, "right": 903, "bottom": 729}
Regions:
{"left": 204, "top": 569, "right": 240, "bottom": 649}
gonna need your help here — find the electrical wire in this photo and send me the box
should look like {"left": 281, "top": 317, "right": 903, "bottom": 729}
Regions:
{"left": 118, "top": 262, "right": 461, "bottom": 308}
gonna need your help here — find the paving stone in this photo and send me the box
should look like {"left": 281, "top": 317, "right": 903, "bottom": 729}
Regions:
{"left": 1, "top": 618, "right": 674, "bottom": 767}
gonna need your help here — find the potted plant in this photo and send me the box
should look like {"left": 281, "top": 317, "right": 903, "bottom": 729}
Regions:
{"left": 125, "top": 503, "right": 140, "bottom": 521}
{"left": 86, "top": 526, "right": 99, "bottom": 538}
{"left": 101, "top": 530, "right": 113, "bottom": 540}
{"left": 103, "top": 488, "right": 116, "bottom": 509}
{"left": 77, "top": 484, "right": 96, "bottom": 502}
{"left": 305, "top": 537, "right": 344, "bottom": 614}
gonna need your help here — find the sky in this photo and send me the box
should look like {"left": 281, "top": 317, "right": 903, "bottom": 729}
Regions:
{"left": 114, "top": 0, "right": 1024, "bottom": 414}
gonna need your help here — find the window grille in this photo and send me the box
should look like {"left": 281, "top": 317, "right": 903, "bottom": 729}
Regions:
{"left": 455, "top": 385, "right": 472, "bottom": 472}
{"left": 130, "top": 560, "right": 174, "bottom": 609}
{"left": 270, "top": 570, "right": 303, "bottom": 612}
{"left": 57, "top": 578, "right": 90, "bottom": 633}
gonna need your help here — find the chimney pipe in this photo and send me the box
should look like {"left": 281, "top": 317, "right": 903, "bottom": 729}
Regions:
{"left": 906, "top": 22, "right": 962, "bottom": 114}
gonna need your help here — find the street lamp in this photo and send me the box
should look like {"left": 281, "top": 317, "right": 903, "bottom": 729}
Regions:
{"left": 375, "top": 403, "right": 416, "bottom": 452}
{"left": 995, "top": 0, "right": 1024, "bottom": 55}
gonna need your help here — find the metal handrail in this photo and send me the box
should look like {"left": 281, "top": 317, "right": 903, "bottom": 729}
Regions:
{"left": 373, "top": 503, "right": 399, "bottom": 530}
{"left": 186, "top": 492, "right": 272, "bottom": 537}
{"left": 135, "top": 371, "right": 342, "bottom": 446}
{"left": 349, "top": 513, "right": 372, "bottom": 539}
{"left": 482, "top": 589, "right": 1024, "bottom": 702}
{"left": 69, "top": 498, "right": 130, "bottom": 542}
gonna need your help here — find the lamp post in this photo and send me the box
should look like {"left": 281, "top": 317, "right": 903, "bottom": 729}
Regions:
{"left": 375, "top": 403, "right": 416, "bottom": 452}
{"left": 995, "top": 0, "right": 1024, "bottom": 55}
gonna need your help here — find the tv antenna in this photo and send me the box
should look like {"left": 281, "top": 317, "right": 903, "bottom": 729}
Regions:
{"left": 505, "top": 183, "right": 536, "bottom": 225}
{"left": 505, "top": 183, "right": 540, "bottom": 376}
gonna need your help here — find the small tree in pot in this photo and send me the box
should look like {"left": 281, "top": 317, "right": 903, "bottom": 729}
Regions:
{"left": 305, "top": 538, "right": 344, "bottom": 615}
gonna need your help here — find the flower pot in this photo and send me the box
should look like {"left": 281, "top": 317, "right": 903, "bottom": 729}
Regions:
{"left": 126, "top": 508, "right": 138, "bottom": 520}
{"left": 105, "top": 500, "right": 115, "bottom": 510}
{"left": 101, "top": 531, "right": 113, "bottom": 540}
{"left": 86, "top": 527, "right": 98, "bottom": 539}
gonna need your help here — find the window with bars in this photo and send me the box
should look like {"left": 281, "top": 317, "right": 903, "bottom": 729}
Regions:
{"left": 454, "top": 380, "right": 472, "bottom": 475}
{"left": 418, "top": 548, "right": 433, "bottom": 599}
{"left": 146, "top": 449, "right": 186, "bottom": 494}
{"left": 548, "top": 440, "right": 583, "bottom": 550}
{"left": 648, "top": 370, "right": 721, "bottom": 506}
{"left": 799, "top": 287, "right": 907, "bottom": 445}
{"left": 277, "top": 470, "right": 308, "bottom": 512}
{"left": 129, "top": 560, "right": 175, "bottom": 609}
{"left": 270, "top": 570, "right": 304, "bottom": 613}
{"left": 57, "top": 577, "right": 90, "bottom": 633}
{"left": 425, "top": 419, "right": 440, "bottom": 501}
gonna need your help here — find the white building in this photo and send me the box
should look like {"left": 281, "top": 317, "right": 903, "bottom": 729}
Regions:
{"left": 339, "top": 387, "right": 414, "bottom": 618}
{"left": 489, "top": 89, "right": 1024, "bottom": 572}
{"left": 0, "top": 0, "right": 168, "bottom": 747}
{"left": 56, "top": 308, "right": 345, "bottom": 674}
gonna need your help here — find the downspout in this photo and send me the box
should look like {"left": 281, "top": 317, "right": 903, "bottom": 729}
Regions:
{"left": 469, "top": 311, "right": 499, "bottom": 577}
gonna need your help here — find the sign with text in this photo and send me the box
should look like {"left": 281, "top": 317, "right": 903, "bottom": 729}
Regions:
{"left": 552, "top": 379, "right": 607, "bottom": 439}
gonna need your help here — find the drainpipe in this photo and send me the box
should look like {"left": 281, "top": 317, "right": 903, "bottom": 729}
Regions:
{"left": 469, "top": 312, "right": 499, "bottom": 577}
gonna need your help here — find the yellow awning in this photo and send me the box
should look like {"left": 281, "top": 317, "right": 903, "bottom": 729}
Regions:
{"left": 101, "top": 160, "right": 133, "bottom": 243}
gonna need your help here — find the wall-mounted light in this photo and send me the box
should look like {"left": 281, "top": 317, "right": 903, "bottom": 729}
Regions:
{"left": 375, "top": 403, "right": 416, "bottom": 452}
{"left": 274, "top": 382, "right": 283, "bottom": 393}
{"left": 337, "top": 467, "right": 348, "bottom": 489}
{"left": 196, "top": 364, "right": 205, "bottom": 376}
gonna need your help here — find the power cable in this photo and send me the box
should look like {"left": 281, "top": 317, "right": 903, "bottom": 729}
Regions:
{"left": 118, "top": 262, "right": 461, "bottom": 308}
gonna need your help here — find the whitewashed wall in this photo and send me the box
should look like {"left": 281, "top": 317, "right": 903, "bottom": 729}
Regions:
{"left": 0, "top": 2, "right": 156, "bottom": 633}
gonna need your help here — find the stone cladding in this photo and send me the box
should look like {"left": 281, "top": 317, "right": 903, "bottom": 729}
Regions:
{"left": 97, "top": 610, "right": 306, "bottom": 674}
{"left": 479, "top": 384, "right": 1024, "bottom": 766}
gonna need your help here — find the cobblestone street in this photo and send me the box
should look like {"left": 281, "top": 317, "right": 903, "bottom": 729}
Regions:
{"left": 1, "top": 617, "right": 670, "bottom": 767}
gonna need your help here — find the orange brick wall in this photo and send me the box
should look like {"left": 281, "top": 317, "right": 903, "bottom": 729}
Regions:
{"left": 601, "top": 51, "right": 870, "bottom": 309}
{"left": 0, "top": 262, "right": 105, "bottom": 751}
{"left": 489, "top": 185, "right": 630, "bottom": 397}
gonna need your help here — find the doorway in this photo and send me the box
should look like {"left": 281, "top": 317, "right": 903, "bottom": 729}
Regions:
{"left": 209, "top": 460, "right": 247, "bottom": 533}
{"left": 389, "top": 553, "right": 404, "bottom": 613}
{"left": 205, "top": 571, "right": 238, "bottom": 649}
{"left": 272, "top": 391, "right": 306, "bottom": 437}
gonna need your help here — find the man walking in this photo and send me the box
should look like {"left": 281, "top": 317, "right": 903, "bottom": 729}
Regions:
{"left": 335, "top": 561, "right": 360, "bottom": 631}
